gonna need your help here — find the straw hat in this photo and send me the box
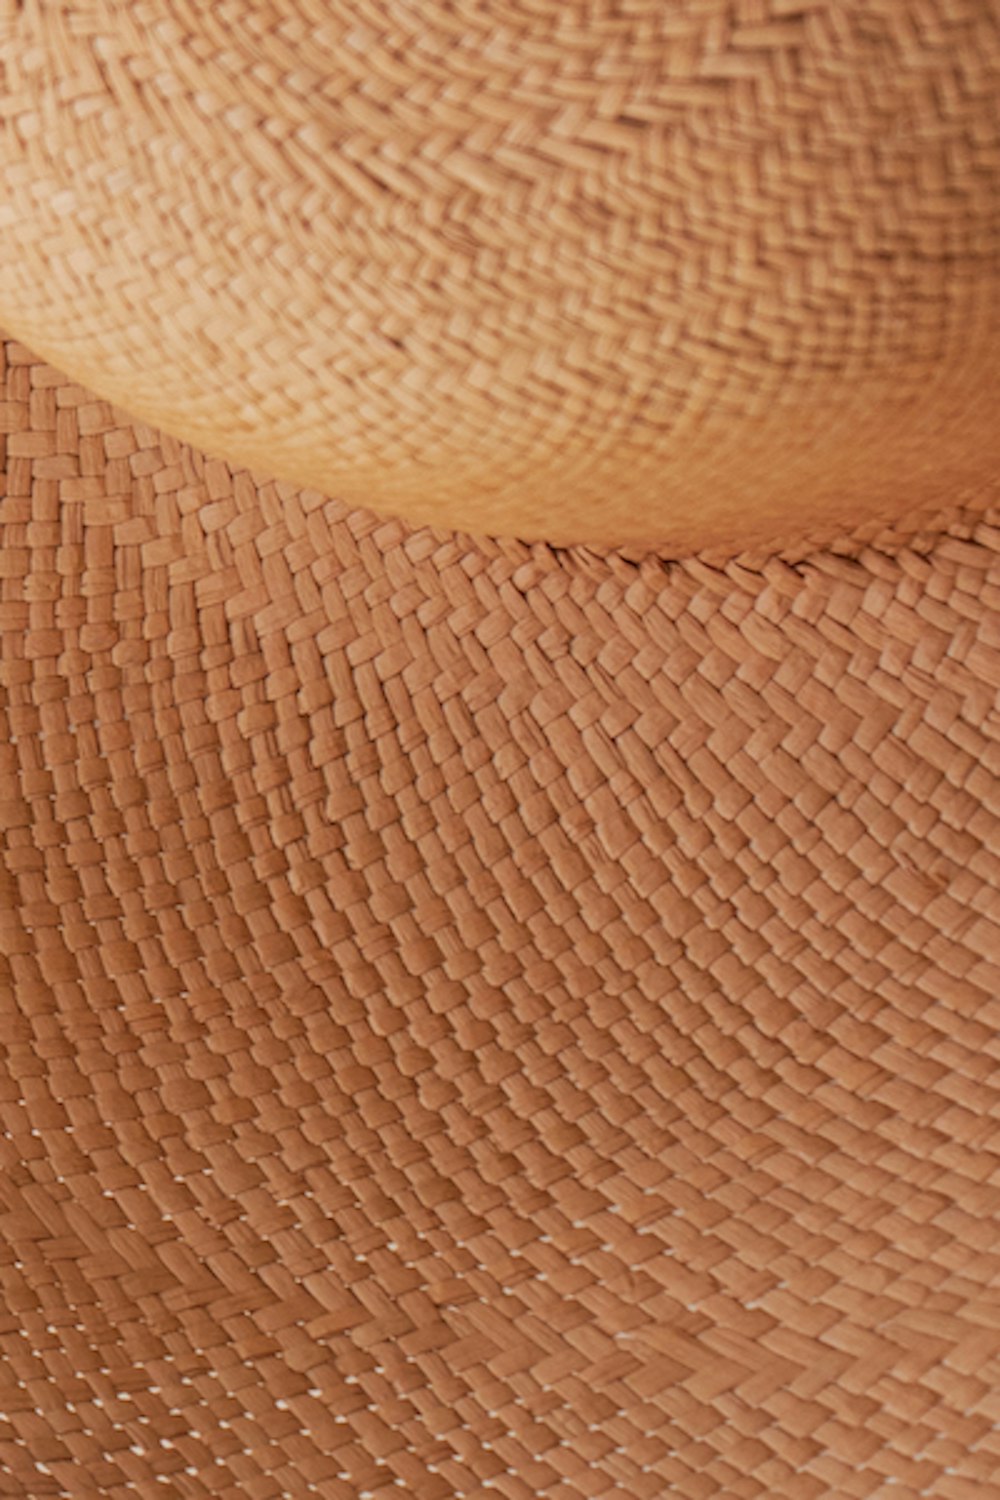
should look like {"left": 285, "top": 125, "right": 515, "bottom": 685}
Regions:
{"left": 2, "top": 5, "right": 1000, "bottom": 1498}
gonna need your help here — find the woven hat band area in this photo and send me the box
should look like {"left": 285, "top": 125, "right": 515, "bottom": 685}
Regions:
{"left": 2, "top": 332, "right": 1000, "bottom": 1498}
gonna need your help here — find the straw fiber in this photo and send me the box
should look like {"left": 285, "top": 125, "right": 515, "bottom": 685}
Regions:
{"left": 0, "top": 1, "right": 999, "bottom": 548}
{"left": 3, "top": 2, "right": 1000, "bottom": 1498}
{"left": 2, "top": 332, "right": 1000, "bottom": 1499}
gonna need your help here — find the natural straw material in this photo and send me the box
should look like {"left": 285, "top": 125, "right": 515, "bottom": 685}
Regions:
{"left": 0, "top": 1, "right": 998, "bottom": 549}
{"left": 2, "top": 334, "right": 1000, "bottom": 1499}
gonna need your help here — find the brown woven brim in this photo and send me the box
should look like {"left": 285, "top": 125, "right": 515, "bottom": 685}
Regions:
{"left": 2, "top": 333, "right": 1000, "bottom": 1499}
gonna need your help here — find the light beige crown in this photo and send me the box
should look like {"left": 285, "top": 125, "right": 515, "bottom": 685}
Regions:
{"left": 1, "top": 1, "right": 998, "bottom": 548}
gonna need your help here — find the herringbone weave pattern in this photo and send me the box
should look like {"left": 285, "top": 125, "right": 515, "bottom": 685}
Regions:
{"left": 2, "top": 336, "right": 1000, "bottom": 1498}
{"left": 0, "top": 1, "right": 998, "bottom": 547}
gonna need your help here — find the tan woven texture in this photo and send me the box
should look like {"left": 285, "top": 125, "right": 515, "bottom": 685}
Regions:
{"left": 1, "top": 1, "right": 999, "bottom": 548}
{"left": 2, "top": 332, "right": 1000, "bottom": 1499}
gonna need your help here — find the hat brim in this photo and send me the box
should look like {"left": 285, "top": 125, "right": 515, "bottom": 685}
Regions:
{"left": 3, "top": 334, "right": 1000, "bottom": 1499}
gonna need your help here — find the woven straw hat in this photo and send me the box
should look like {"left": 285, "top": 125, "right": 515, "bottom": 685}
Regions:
{"left": 2, "top": 5, "right": 1000, "bottom": 1499}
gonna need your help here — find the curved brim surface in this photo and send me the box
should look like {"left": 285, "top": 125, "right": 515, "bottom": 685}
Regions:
{"left": 2, "top": 334, "right": 1000, "bottom": 1499}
